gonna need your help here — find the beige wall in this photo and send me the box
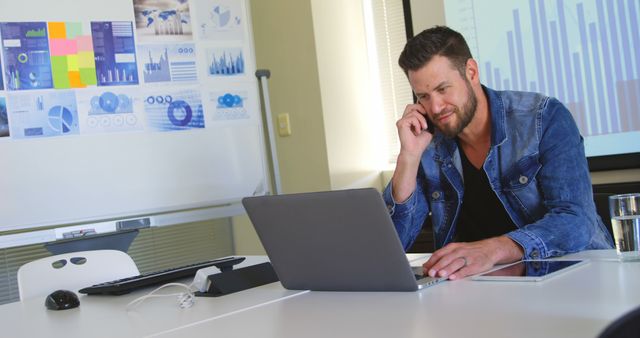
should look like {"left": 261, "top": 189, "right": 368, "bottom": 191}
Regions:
{"left": 234, "top": 0, "right": 387, "bottom": 254}
{"left": 248, "top": 0, "right": 331, "bottom": 194}
{"left": 234, "top": 0, "right": 330, "bottom": 255}
{"left": 409, "top": 0, "right": 445, "bottom": 33}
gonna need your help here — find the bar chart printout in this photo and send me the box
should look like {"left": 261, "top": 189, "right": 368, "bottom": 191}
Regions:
{"left": 91, "top": 21, "right": 139, "bottom": 86}
{"left": 444, "top": 0, "right": 640, "bottom": 157}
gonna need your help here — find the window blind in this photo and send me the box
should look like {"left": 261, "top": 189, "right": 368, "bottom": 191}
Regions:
{"left": 365, "top": 0, "right": 413, "bottom": 164}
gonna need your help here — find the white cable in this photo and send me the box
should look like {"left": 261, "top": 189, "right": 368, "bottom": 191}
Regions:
{"left": 125, "top": 282, "right": 196, "bottom": 311}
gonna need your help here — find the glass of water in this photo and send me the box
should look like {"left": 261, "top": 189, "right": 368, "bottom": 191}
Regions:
{"left": 609, "top": 193, "right": 640, "bottom": 261}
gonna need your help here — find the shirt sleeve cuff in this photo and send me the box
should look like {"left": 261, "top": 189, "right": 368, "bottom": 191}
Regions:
{"left": 382, "top": 181, "right": 419, "bottom": 217}
{"left": 506, "top": 229, "right": 548, "bottom": 260}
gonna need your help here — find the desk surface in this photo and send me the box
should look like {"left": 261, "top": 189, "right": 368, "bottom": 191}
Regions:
{"left": 1, "top": 256, "right": 305, "bottom": 338}
{"left": 2, "top": 251, "right": 640, "bottom": 338}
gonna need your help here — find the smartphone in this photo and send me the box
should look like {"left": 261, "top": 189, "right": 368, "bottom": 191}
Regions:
{"left": 425, "top": 118, "right": 435, "bottom": 134}
{"left": 416, "top": 100, "right": 434, "bottom": 134}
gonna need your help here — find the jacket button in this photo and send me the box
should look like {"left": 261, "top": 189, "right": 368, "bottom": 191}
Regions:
{"left": 432, "top": 191, "right": 441, "bottom": 199}
{"left": 530, "top": 250, "right": 539, "bottom": 259}
{"left": 518, "top": 175, "right": 528, "bottom": 184}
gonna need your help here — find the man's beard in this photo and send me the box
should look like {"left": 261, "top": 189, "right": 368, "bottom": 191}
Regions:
{"left": 435, "top": 80, "right": 478, "bottom": 138}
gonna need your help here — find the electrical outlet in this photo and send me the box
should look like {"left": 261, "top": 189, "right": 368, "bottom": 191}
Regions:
{"left": 277, "top": 113, "right": 292, "bottom": 136}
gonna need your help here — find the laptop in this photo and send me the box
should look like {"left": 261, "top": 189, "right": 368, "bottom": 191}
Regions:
{"left": 241, "top": 188, "right": 446, "bottom": 291}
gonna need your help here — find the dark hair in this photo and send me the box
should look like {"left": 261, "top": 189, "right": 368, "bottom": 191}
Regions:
{"left": 398, "top": 26, "right": 473, "bottom": 77}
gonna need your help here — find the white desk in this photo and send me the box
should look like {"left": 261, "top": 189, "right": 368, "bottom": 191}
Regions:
{"left": 0, "top": 256, "right": 306, "bottom": 338}
{"left": 2, "top": 251, "right": 639, "bottom": 338}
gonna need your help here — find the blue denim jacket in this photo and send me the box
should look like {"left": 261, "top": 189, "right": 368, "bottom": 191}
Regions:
{"left": 383, "top": 86, "right": 613, "bottom": 259}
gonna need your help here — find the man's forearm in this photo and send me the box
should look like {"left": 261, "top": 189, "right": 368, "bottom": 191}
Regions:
{"left": 391, "top": 152, "right": 422, "bottom": 203}
{"left": 489, "top": 235, "right": 525, "bottom": 264}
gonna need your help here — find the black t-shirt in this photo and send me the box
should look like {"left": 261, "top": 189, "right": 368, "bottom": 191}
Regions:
{"left": 455, "top": 146, "right": 517, "bottom": 242}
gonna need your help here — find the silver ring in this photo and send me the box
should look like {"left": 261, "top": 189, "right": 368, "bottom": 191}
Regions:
{"left": 459, "top": 257, "right": 468, "bottom": 267}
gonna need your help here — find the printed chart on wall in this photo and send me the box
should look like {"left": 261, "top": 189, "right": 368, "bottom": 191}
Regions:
{"left": 0, "top": 0, "right": 269, "bottom": 232}
{"left": 444, "top": 0, "right": 640, "bottom": 158}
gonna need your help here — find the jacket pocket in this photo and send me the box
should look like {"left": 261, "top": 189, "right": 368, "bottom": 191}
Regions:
{"left": 502, "top": 153, "right": 541, "bottom": 191}
{"left": 501, "top": 153, "right": 545, "bottom": 221}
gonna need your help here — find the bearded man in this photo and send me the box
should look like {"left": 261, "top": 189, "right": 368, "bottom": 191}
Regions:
{"left": 383, "top": 26, "right": 613, "bottom": 280}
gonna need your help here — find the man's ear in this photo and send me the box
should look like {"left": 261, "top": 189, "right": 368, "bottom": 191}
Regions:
{"left": 465, "top": 59, "right": 480, "bottom": 84}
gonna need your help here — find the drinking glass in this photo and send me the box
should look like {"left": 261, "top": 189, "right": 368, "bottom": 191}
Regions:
{"left": 609, "top": 193, "right": 640, "bottom": 261}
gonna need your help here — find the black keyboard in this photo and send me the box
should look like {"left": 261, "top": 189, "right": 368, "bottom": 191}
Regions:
{"left": 79, "top": 256, "right": 245, "bottom": 295}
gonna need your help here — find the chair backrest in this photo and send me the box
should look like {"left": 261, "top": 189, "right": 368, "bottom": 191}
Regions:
{"left": 17, "top": 249, "right": 139, "bottom": 300}
{"left": 598, "top": 305, "right": 640, "bottom": 338}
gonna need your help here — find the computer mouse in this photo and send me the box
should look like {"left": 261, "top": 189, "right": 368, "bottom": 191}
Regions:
{"left": 45, "top": 289, "right": 80, "bottom": 310}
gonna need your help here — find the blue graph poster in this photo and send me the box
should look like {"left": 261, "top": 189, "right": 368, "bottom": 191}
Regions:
{"left": 206, "top": 46, "right": 244, "bottom": 77}
{"left": 91, "top": 21, "right": 139, "bottom": 86}
{"left": 133, "top": 0, "right": 193, "bottom": 43}
{"left": 0, "top": 97, "right": 8, "bottom": 137}
{"left": 207, "top": 89, "right": 249, "bottom": 120}
{"left": 0, "top": 22, "right": 54, "bottom": 91}
{"left": 444, "top": 0, "right": 640, "bottom": 138}
{"left": 194, "top": 0, "right": 244, "bottom": 40}
{"left": 7, "top": 91, "right": 79, "bottom": 138}
{"left": 139, "top": 43, "right": 197, "bottom": 83}
{"left": 76, "top": 88, "right": 143, "bottom": 134}
{"left": 144, "top": 88, "right": 205, "bottom": 131}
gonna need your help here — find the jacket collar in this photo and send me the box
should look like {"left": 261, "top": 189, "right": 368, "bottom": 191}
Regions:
{"left": 483, "top": 85, "right": 507, "bottom": 147}
{"left": 431, "top": 85, "right": 507, "bottom": 162}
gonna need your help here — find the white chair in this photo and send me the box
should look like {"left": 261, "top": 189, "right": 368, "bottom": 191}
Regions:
{"left": 17, "top": 249, "right": 140, "bottom": 300}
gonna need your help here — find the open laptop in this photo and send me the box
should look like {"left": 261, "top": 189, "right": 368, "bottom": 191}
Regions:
{"left": 241, "top": 188, "right": 446, "bottom": 291}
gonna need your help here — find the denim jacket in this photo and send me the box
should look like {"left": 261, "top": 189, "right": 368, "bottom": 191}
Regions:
{"left": 383, "top": 86, "right": 613, "bottom": 259}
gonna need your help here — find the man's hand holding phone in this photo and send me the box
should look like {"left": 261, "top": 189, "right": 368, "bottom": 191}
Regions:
{"left": 391, "top": 103, "right": 434, "bottom": 203}
{"left": 396, "top": 103, "right": 433, "bottom": 160}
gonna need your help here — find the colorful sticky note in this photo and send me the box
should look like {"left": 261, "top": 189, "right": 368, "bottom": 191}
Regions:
{"left": 66, "top": 55, "right": 79, "bottom": 71}
{"left": 76, "top": 36, "right": 93, "bottom": 51}
{"left": 66, "top": 22, "right": 83, "bottom": 40}
{"left": 77, "top": 51, "right": 95, "bottom": 68}
{"left": 50, "top": 38, "right": 77, "bottom": 56}
{"left": 68, "top": 71, "right": 84, "bottom": 88}
{"left": 48, "top": 22, "right": 67, "bottom": 39}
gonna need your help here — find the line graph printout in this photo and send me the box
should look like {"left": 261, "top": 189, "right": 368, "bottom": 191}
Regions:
{"left": 139, "top": 43, "right": 197, "bottom": 83}
{"left": 444, "top": 0, "right": 640, "bottom": 157}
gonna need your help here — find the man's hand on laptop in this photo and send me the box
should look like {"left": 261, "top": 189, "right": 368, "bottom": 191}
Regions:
{"left": 422, "top": 236, "right": 524, "bottom": 280}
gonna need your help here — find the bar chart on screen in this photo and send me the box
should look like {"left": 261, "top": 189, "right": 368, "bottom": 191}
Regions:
{"left": 444, "top": 0, "right": 640, "bottom": 157}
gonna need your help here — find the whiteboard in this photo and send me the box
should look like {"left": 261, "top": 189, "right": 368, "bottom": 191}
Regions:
{"left": 0, "top": 0, "right": 269, "bottom": 232}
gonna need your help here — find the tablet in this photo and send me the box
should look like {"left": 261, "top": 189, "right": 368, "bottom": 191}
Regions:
{"left": 471, "top": 260, "right": 588, "bottom": 282}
